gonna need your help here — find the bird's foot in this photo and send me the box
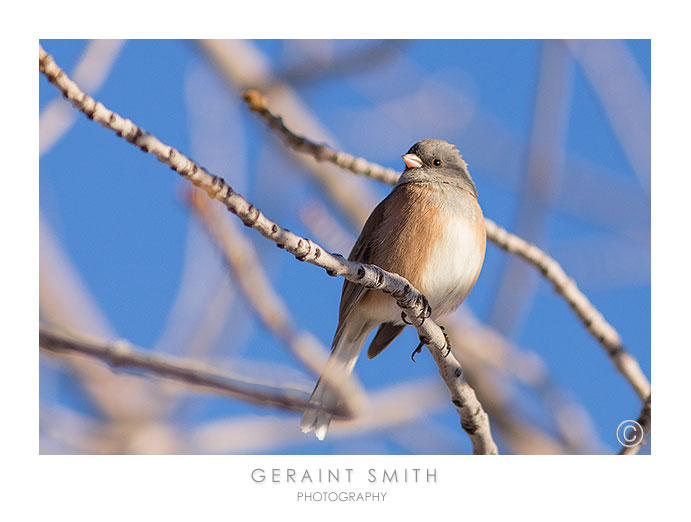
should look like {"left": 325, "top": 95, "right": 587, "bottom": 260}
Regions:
{"left": 401, "top": 295, "right": 432, "bottom": 326}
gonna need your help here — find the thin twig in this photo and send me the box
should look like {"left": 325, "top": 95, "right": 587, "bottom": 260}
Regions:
{"left": 241, "top": 88, "right": 651, "bottom": 404}
{"left": 40, "top": 326, "right": 338, "bottom": 415}
{"left": 39, "top": 45, "right": 498, "bottom": 454}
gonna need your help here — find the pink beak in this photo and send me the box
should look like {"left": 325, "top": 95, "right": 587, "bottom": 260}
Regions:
{"left": 402, "top": 153, "right": 423, "bottom": 169}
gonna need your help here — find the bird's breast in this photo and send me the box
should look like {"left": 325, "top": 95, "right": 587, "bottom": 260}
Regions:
{"left": 365, "top": 183, "right": 486, "bottom": 322}
{"left": 419, "top": 199, "right": 486, "bottom": 318}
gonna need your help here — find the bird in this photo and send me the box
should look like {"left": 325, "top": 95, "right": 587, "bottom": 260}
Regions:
{"left": 300, "top": 139, "right": 486, "bottom": 440}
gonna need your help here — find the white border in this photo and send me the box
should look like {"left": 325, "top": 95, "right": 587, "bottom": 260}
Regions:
{"left": 6, "top": 0, "right": 690, "bottom": 518}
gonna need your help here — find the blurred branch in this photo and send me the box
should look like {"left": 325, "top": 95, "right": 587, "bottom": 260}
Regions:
{"left": 241, "top": 87, "right": 651, "bottom": 405}
{"left": 155, "top": 62, "right": 257, "bottom": 361}
{"left": 189, "top": 378, "right": 446, "bottom": 453}
{"left": 151, "top": 206, "right": 236, "bottom": 359}
{"left": 445, "top": 315, "right": 604, "bottom": 454}
{"left": 175, "top": 277, "right": 235, "bottom": 359}
{"left": 489, "top": 40, "right": 573, "bottom": 335}
{"left": 185, "top": 188, "right": 366, "bottom": 413}
{"left": 619, "top": 394, "right": 652, "bottom": 455}
{"left": 300, "top": 198, "right": 356, "bottom": 254}
{"left": 40, "top": 404, "right": 185, "bottom": 455}
{"left": 40, "top": 39, "right": 125, "bottom": 156}
{"left": 458, "top": 365, "right": 568, "bottom": 455}
{"left": 40, "top": 214, "right": 161, "bottom": 421}
{"left": 40, "top": 405, "right": 117, "bottom": 454}
{"left": 197, "top": 39, "right": 377, "bottom": 226}
{"left": 265, "top": 40, "right": 409, "bottom": 90}
{"left": 567, "top": 40, "right": 651, "bottom": 191}
{"left": 39, "top": 45, "right": 498, "bottom": 455}
{"left": 40, "top": 215, "right": 182, "bottom": 453}
{"left": 40, "top": 326, "right": 336, "bottom": 415}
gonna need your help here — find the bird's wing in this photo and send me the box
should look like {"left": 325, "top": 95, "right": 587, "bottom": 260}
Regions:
{"left": 330, "top": 193, "right": 390, "bottom": 349}
{"left": 366, "top": 323, "right": 405, "bottom": 359}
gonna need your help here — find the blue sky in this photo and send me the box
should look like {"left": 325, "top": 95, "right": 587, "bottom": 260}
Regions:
{"left": 39, "top": 39, "right": 650, "bottom": 454}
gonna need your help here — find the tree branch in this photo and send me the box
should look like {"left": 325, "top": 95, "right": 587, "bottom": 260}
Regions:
{"left": 241, "top": 88, "right": 651, "bottom": 405}
{"left": 40, "top": 326, "right": 338, "bottom": 415}
{"left": 39, "top": 44, "right": 498, "bottom": 454}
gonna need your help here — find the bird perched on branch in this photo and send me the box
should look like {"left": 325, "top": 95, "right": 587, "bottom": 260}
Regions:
{"left": 301, "top": 139, "right": 486, "bottom": 440}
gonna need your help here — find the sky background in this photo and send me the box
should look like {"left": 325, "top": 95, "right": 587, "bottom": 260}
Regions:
{"left": 39, "top": 39, "right": 651, "bottom": 455}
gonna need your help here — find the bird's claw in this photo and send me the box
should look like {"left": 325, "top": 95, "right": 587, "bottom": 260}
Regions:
{"left": 440, "top": 325, "right": 452, "bottom": 358}
{"left": 411, "top": 334, "right": 431, "bottom": 362}
{"left": 423, "top": 299, "right": 432, "bottom": 319}
{"left": 411, "top": 342, "right": 423, "bottom": 362}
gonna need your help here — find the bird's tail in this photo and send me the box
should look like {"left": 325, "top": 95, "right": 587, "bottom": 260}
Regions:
{"left": 300, "top": 322, "right": 368, "bottom": 440}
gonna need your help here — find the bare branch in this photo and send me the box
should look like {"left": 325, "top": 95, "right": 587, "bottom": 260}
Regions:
{"left": 241, "top": 87, "right": 651, "bottom": 405}
{"left": 40, "top": 326, "right": 337, "bottom": 415}
{"left": 39, "top": 45, "right": 498, "bottom": 454}
{"left": 484, "top": 219, "right": 651, "bottom": 402}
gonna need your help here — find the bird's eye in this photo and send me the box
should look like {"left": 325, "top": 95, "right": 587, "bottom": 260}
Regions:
{"left": 433, "top": 159, "right": 441, "bottom": 166}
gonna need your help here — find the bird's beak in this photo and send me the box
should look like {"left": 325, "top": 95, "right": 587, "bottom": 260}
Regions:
{"left": 402, "top": 153, "right": 423, "bottom": 169}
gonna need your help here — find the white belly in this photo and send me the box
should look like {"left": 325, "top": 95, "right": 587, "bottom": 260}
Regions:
{"left": 419, "top": 215, "right": 485, "bottom": 318}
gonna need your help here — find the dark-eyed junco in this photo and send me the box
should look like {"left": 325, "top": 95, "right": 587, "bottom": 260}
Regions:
{"left": 301, "top": 139, "right": 486, "bottom": 440}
